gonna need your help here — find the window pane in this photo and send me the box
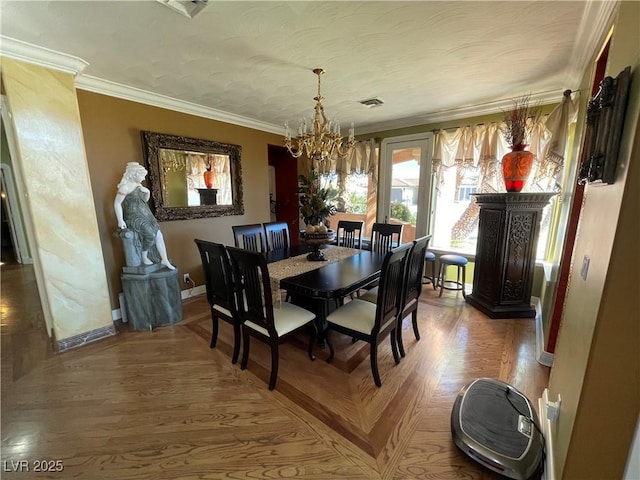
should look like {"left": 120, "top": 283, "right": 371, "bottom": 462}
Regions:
{"left": 432, "top": 164, "right": 554, "bottom": 261}
{"left": 390, "top": 158, "right": 419, "bottom": 241}
{"left": 432, "top": 166, "right": 478, "bottom": 254}
{"left": 536, "top": 201, "right": 554, "bottom": 260}
{"left": 321, "top": 172, "right": 376, "bottom": 237}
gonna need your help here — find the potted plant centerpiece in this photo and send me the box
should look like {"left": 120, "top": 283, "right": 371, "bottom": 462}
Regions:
{"left": 297, "top": 169, "right": 337, "bottom": 261}
{"left": 501, "top": 94, "right": 542, "bottom": 192}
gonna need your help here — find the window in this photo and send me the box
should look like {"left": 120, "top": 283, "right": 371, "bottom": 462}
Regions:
{"left": 316, "top": 139, "right": 379, "bottom": 237}
{"left": 431, "top": 164, "right": 479, "bottom": 254}
{"left": 320, "top": 171, "right": 377, "bottom": 235}
{"left": 429, "top": 108, "right": 575, "bottom": 261}
{"left": 431, "top": 158, "right": 557, "bottom": 259}
{"left": 456, "top": 186, "right": 478, "bottom": 202}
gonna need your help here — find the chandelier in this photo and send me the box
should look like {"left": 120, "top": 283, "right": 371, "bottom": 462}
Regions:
{"left": 284, "top": 68, "right": 355, "bottom": 161}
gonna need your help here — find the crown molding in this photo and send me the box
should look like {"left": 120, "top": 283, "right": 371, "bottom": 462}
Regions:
{"left": 565, "top": 0, "right": 618, "bottom": 88}
{"left": 0, "top": 36, "right": 89, "bottom": 75}
{"left": 356, "top": 89, "right": 564, "bottom": 135}
{"left": 0, "top": 35, "right": 282, "bottom": 135}
{"left": 75, "top": 75, "right": 283, "bottom": 135}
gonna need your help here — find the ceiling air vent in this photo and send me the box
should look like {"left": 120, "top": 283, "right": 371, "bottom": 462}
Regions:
{"left": 156, "top": 0, "right": 209, "bottom": 19}
{"left": 359, "top": 97, "right": 384, "bottom": 108}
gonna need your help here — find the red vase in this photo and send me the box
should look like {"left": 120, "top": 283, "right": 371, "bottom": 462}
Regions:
{"left": 203, "top": 170, "right": 215, "bottom": 188}
{"left": 501, "top": 145, "right": 534, "bottom": 192}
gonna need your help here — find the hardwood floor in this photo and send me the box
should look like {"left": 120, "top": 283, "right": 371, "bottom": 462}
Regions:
{"left": 1, "top": 267, "right": 549, "bottom": 479}
{"left": 0, "top": 257, "right": 54, "bottom": 385}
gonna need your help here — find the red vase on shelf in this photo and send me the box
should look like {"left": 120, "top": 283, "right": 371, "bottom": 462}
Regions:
{"left": 501, "top": 143, "right": 534, "bottom": 192}
{"left": 203, "top": 169, "right": 215, "bottom": 189}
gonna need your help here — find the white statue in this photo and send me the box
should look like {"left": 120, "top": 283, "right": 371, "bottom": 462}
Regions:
{"left": 114, "top": 162, "right": 175, "bottom": 270}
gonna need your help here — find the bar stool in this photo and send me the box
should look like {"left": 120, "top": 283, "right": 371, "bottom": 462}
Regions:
{"left": 422, "top": 250, "right": 437, "bottom": 290}
{"left": 437, "top": 254, "right": 468, "bottom": 298}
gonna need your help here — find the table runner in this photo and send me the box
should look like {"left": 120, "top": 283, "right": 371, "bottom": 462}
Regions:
{"left": 267, "top": 246, "right": 360, "bottom": 308}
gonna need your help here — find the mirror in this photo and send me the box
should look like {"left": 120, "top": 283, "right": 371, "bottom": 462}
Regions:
{"left": 141, "top": 131, "right": 244, "bottom": 221}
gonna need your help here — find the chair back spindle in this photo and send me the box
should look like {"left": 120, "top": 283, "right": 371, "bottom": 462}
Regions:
{"left": 232, "top": 224, "right": 266, "bottom": 252}
{"left": 371, "top": 222, "right": 403, "bottom": 253}
{"left": 336, "top": 220, "right": 364, "bottom": 249}
{"left": 263, "top": 221, "right": 290, "bottom": 251}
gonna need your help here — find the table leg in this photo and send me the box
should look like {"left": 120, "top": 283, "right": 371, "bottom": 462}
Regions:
{"left": 315, "top": 299, "right": 329, "bottom": 348}
{"left": 288, "top": 293, "right": 332, "bottom": 348}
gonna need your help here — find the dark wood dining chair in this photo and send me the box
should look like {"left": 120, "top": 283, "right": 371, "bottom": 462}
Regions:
{"left": 360, "top": 235, "right": 431, "bottom": 357}
{"left": 325, "top": 243, "right": 411, "bottom": 387}
{"left": 336, "top": 220, "right": 364, "bottom": 249}
{"left": 263, "top": 221, "right": 290, "bottom": 251}
{"left": 194, "top": 239, "right": 241, "bottom": 364}
{"left": 371, "top": 222, "right": 404, "bottom": 253}
{"left": 396, "top": 235, "right": 430, "bottom": 357}
{"left": 232, "top": 223, "right": 266, "bottom": 252}
{"left": 360, "top": 222, "right": 404, "bottom": 294}
{"left": 360, "top": 235, "right": 430, "bottom": 358}
{"left": 226, "top": 246, "right": 317, "bottom": 390}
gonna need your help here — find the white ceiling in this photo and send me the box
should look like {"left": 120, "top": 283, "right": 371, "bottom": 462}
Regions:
{"left": 0, "top": 1, "right": 613, "bottom": 135}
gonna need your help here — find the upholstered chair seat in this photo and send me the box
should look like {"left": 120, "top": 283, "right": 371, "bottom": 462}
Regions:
{"left": 245, "top": 302, "right": 315, "bottom": 337}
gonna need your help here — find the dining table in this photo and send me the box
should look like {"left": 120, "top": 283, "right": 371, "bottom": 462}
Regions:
{"left": 265, "top": 244, "right": 387, "bottom": 344}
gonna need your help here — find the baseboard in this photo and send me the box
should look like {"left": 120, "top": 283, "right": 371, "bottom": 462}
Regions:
{"left": 181, "top": 284, "right": 206, "bottom": 300}
{"left": 538, "top": 389, "right": 556, "bottom": 480}
{"left": 56, "top": 324, "right": 117, "bottom": 352}
{"left": 533, "top": 297, "right": 554, "bottom": 367}
{"left": 112, "top": 286, "right": 206, "bottom": 321}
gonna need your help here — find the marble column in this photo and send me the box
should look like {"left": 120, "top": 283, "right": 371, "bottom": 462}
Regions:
{"left": 1, "top": 57, "right": 114, "bottom": 347}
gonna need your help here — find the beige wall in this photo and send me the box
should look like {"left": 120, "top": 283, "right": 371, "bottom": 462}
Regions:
{"left": 76, "top": 90, "right": 283, "bottom": 307}
{"left": 548, "top": 2, "right": 640, "bottom": 478}
{"left": 1, "top": 58, "right": 113, "bottom": 340}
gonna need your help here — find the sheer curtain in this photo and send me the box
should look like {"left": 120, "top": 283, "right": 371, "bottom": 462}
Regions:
{"left": 316, "top": 138, "right": 378, "bottom": 203}
{"left": 316, "top": 138, "right": 377, "bottom": 178}
{"left": 186, "top": 153, "right": 232, "bottom": 205}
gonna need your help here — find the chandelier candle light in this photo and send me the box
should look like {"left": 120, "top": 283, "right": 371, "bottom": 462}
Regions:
{"left": 284, "top": 68, "right": 356, "bottom": 162}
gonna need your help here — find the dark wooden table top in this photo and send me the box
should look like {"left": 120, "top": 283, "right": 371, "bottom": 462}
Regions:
{"left": 263, "top": 244, "right": 315, "bottom": 264}
{"left": 276, "top": 247, "right": 386, "bottom": 300}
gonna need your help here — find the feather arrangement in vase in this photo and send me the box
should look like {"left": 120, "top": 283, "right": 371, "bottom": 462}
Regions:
{"left": 500, "top": 94, "right": 542, "bottom": 192}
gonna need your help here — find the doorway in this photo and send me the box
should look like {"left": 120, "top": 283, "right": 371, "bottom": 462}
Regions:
{"left": 0, "top": 98, "right": 52, "bottom": 383}
{"left": 268, "top": 145, "right": 300, "bottom": 246}
{"left": 379, "top": 133, "right": 434, "bottom": 242}
{"left": 0, "top": 116, "right": 32, "bottom": 265}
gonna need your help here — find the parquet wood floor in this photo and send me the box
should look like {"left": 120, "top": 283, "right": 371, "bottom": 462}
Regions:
{"left": 1, "top": 265, "right": 549, "bottom": 479}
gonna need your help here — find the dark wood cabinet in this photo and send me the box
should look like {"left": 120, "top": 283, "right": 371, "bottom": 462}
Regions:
{"left": 466, "top": 193, "right": 555, "bottom": 318}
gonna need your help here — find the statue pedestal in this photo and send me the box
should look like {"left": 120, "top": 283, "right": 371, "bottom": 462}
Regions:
{"left": 121, "top": 266, "right": 182, "bottom": 331}
{"left": 197, "top": 188, "right": 218, "bottom": 205}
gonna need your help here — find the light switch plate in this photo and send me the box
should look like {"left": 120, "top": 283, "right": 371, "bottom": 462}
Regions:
{"left": 581, "top": 255, "right": 590, "bottom": 281}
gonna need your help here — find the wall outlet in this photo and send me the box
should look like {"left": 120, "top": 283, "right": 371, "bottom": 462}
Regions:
{"left": 183, "top": 273, "right": 192, "bottom": 284}
{"left": 547, "top": 394, "right": 562, "bottom": 421}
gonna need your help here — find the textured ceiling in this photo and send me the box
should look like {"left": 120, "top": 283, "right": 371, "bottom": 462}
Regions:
{"left": 0, "top": 1, "right": 600, "bottom": 134}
